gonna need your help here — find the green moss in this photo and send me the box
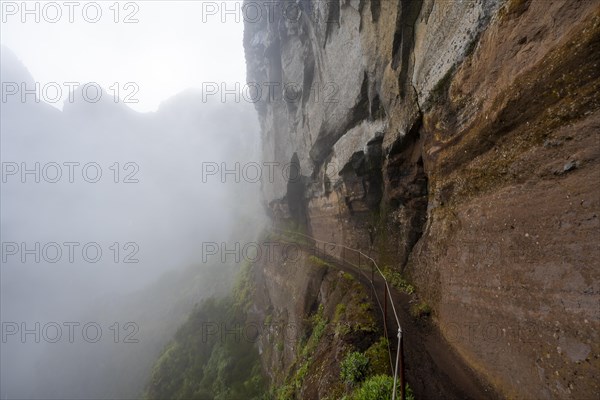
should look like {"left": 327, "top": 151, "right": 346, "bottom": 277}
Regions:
{"left": 382, "top": 266, "right": 415, "bottom": 294}
{"left": 309, "top": 255, "right": 334, "bottom": 269}
{"left": 410, "top": 301, "right": 432, "bottom": 318}
{"left": 276, "top": 384, "right": 294, "bottom": 400}
{"left": 335, "top": 322, "right": 352, "bottom": 337}
{"left": 309, "top": 305, "right": 328, "bottom": 346}
{"left": 364, "top": 337, "right": 390, "bottom": 376}
{"left": 294, "top": 360, "right": 310, "bottom": 389}
{"left": 334, "top": 303, "right": 347, "bottom": 323}
{"left": 359, "top": 302, "right": 371, "bottom": 313}
{"left": 342, "top": 272, "right": 355, "bottom": 281}
{"left": 343, "top": 282, "right": 377, "bottom": 335}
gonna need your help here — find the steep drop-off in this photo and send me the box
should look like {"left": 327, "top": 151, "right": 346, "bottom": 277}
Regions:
{"left": 244, "top": 0, "right": 599, "bottom": 399}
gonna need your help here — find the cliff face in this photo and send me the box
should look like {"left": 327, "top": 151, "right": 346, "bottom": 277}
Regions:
{"left": 244, "top": 0, "right": 600, "bottom": 399}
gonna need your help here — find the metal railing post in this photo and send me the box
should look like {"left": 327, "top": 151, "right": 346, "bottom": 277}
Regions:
{"left": 400, "top": 331, "right": 405, "bottom": 400}
{"left": 371, "top": 262, "right": 375, "bottom": 298}
{"left": 392, "top": 327, "right": 404, "bottom": 400}
{"left": 383, "top": 286, "right": 388, "bottom": 333}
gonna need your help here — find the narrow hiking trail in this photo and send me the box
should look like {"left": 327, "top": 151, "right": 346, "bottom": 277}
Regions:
{"left": 272, "top": 231, "right": 499, "bottom": 400}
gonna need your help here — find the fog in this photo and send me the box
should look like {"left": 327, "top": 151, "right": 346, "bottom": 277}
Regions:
{"left": 0, "top": 30, "right": 265, "bottom": 399}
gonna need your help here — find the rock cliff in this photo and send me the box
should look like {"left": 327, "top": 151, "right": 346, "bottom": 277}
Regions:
{"left": 244, "top": 0, "right": 600, "bottom": 398}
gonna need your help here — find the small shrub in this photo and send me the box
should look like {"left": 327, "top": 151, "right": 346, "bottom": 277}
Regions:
{"left": 350, "top": 375, "right": 393, "bottom": 400}
{"left": 340, "top": 351, "right": 370, "bottom": 386}
{"left": 349, "top": 375, "right": 415, "bottom": 400}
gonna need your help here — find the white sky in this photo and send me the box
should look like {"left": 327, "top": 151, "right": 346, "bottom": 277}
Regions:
{"left": 0, "top": 0, "right": 248, "bottom": 112}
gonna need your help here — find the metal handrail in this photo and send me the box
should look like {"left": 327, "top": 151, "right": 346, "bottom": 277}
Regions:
{"left": 271, "top": 227, "right": 405, "bottom": 400}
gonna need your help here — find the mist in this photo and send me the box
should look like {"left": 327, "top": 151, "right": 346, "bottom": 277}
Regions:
{"left": 0, "top": 35, "right": 265, "bottom": 399}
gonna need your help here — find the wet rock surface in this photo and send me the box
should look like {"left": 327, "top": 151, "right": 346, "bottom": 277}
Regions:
{"left": 244, "top": 1, "right": 600, "bottom": 398}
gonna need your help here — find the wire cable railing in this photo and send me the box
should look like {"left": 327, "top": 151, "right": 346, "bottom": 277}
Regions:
{"left": 270, "top": 227, "right": 406, "bottom": 400}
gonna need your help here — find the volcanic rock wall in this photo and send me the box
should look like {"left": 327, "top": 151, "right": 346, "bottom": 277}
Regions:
{"left": 244, "top": 0, "right": 600, "bottom": 398}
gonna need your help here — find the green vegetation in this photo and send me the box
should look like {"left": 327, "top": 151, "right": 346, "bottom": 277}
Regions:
{"left": 276, "top": 340, "right": 284, "bottom": 353}
{"left": 382, "top": 266, "right": 415, "bottom": 294}
{"left": 267, "top": 261, "right": 405, "bottom": 399}
{"left": 265, "top": 221, "right": 312, "bottom": 247}
{"left": 340, "top": 351, "right": 370, "bottom": 386}
{"left": 276, "top": 384, "right": 295, "bottom": 400}
{"left": 410, "top": 301, "right": 432, "bottom": 318}
{"left": 333, "top": 280, "right": 378, "bottom": 338}
{"left": 233, "top": 261, "right": 255, "bottom": 312}
{"left": 334, "top": 303, "right": 347, "bottom": 322}
{"left": 342, "top": 272, "right": 355, "bottom": 281}
{"left": 144, "top": 263, "right": 266, "bottom": 400}
{"left": 347, "top": 375, "right": 393, "bottom": 400}
{"left": 364, "top": 337, "right": 390, "bottom": 376}
{"left": 301, "top": 304, "right": 327, "bottom": 357}
{"left": 308, "top": 255, "right": 334, "bottom": 269}
{"left": 343, "top": 375, "right": 415, "bottom": 400}
{"left": 334, "top": 297, "right": 377, "bottom": 338}
{"left": 337, "top": 337, "right": 415, "bottom": 400}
